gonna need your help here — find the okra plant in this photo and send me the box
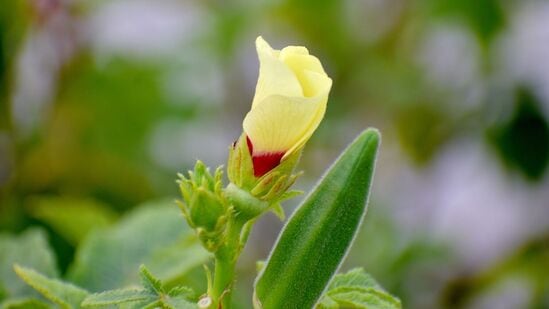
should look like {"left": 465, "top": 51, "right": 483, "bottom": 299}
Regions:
{"left": 7, "top": 37, "right": 401, "bottom": 309}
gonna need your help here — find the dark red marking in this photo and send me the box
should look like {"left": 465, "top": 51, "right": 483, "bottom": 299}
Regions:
{"left": 246, "top": 136, "right": 285, "bottom": 177}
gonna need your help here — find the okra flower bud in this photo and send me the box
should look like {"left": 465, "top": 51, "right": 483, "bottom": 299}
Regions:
{"left": 227, "top": 37, "right": 332, "bottom": 208}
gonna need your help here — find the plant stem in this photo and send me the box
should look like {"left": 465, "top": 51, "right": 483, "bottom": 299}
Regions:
{"left": 211, "top": 216, "right": 246, "bottom": 308}
{"left": 212, "top": 256, "right": 236, "bottom": 308}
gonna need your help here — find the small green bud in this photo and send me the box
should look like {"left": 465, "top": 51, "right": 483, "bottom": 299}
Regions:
{"left": 190, "top": 188, "right": 226, "bottom": 231}
{"left": 178, "top": 161, "right": 229, "bottom": 252}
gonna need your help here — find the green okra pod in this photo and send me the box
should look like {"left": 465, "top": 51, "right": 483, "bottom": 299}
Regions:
{"left": 254, "top": 128, "right": 381, "bottom": 309}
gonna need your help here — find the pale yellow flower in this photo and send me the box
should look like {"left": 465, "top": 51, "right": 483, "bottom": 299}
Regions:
{"left": 243, "top": 37, "right": 332, "bottom": 176}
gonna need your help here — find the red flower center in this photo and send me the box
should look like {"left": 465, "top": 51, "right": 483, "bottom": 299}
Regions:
{"left": 247, "top": 137, "right": 284, "bottom": 177}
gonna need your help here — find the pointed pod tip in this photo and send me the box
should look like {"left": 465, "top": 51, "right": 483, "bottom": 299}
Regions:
{"left": 360, "top": 127, "right": 381, "bottom": 145}
{"left": 350, "top": 128, "right": 381, "bottom": 158}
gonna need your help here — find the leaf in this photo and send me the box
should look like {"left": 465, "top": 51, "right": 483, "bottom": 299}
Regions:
{"left": 0, "top": 298, "right": 52, "bottom": 309}
{"left": 489, "top": 87, "right": 549, "bottom": 181}
{"left": 321, "top": 289, "right": 401, "bottom": 309}
{"left": 29, "top": 197, "right": 117, "bottom": 245}
{"left": 139, "top": 266, "right": 162, "bottom": 294}
{"left": 326, "top": 268, "right": 381, "bottom": 290}
{"left": 160, "top": 296, "right": 197, "bottom": 309}
{"left": 167, "top": 286, "right": 195, "bottom": 298}
{"left": 81, "top": 289, "right": 154, "bottom": 307}
{"left": 429, "top": 0, "right": 505, "bottom": 43}
{"left": 67, "top": 200, "right": 210, "bottom": 291}
{"left": 317, "top": 268, "right": 401, "bottom": 309}
{"left": 13, "top": 265, "right": 88, "bottom": 309}
{"left": 254, "top": 129, "right": 381, "bottom": 308}
{"left": 82, "top": 265, "right": 197, "bottom": 308}
{"left": 145, "top": 239, "right": 210, "bottom": 285}
{"left": 0, "top": 229, "right": 58, "bottom": 300}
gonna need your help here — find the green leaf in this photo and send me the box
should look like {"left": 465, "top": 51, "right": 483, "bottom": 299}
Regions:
{"left": 317, "top": 268, "right": 401, "bottom": 309}
{"left": 254, "top": 129, "right": 381, "bottom": 308}
{"left": 81, "top": 265, "right": 197, "bottom": 308}
{"left": 139, "top": 266, "right": 162, "bottom": 294}
{"left": 67, "top": 200, "right": 210, "bottom": 291}
{"left": 167, "top": 286, "right": 194, "bottom": 298}
{"left": 0, "top": 229, "right": 58, "bottom": 300}
{"left": 160, "top": 296, "right": 197, "bottom": 309}
{"left": 321, "top": 289, "right": 401, "bottom": 309}
{"left": 1, "top": 298, "right": 52, "bottom": 309}
{"left": 13, "top": 265, "right": 88, "bottom": 309}
{"left": 326, "top": 268, "right": 381, "bottom": 290}
{"left": 489, "top": 87, "right": 549, "bottom": 181}
{"left": 29, "top": 197, "right": 117, "bottom": 245}
{"left": 145, "top": 239, "right": 210, "bottom": 285}
{"left": 428, "top": 0, "right": 505, "bottom": 44}
{"left": 81, "top": 288, "right": 154, "bottom": 307}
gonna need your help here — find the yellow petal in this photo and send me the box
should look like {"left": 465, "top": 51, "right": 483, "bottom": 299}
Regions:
{"left": 243, "top": 73, "right": 332, "bottom": 158}
{"left": 245, "top": 36, "right": 332, "bottom": 160}
{"left": 281, "top": 53, "right": 326, "bottom": 97}
{"left": 252, "top": 37, "right": 303, "bottom": 109}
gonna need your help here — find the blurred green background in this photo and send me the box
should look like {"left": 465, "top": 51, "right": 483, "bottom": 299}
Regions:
{"left": 1, "top": 0, "right": 548, "bottom": 308}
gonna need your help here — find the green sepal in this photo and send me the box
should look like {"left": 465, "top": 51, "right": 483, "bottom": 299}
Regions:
{"left": 224, "top": 183, "right": 269, "bottom": 221}
{"left": 251, "top": 150, "right": 302, "bottom": 202}
{"left": 228, "top": 133, "right": 303, "bottom": 204}
{"left": 190, "top": 188, "right": 226, "bottom": 231}
{"left": 254, "top": 129, "right": 381, "bottom": 309}
{"left": 227, "top": 133, "right": 255, "bottom": 190}
{"left": 269, "top": 203, "right": 285, "bottom": 220}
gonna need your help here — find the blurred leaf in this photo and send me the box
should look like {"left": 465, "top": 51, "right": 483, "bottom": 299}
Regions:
{"left": 0, "top": 0, "right": 29, "bottom": 125}
{"left": 428, "top": 0, "right": 505, "bottom": 43}
{"left": 442, "top": 235, "right": 549, "bottom": 308}
{"left": 318, "top": 268, "right": 401, "bottom": 309}
{"left": 13, "top": 265, "right": 88, "bottom": 309}
{"left": 55, "top": 57, "right": 196, "bottom": 160}
{"left": 67, "top": 200, "right": 210, "bottom": 291}
{"left": 18, "top": 57, "right": 193, "bottom": 208}
{"left": 489, "top": 88, "right": 549, "bottom": 181}
{"left": 280, "top": 0, "right": 352, "bottom": 68}
{"left": 396, "top": 104, "right": 452, "bottom": 165}
{"left": 145, "top": 240, "right": 209, "bottom": 286}
{"left": 30, "top": 197, "right": 117, "bottom": 246}
{"left": 0, "top": 229, "right": 58, "bottom": 301}
{"left": 1, "top": 298, "right": 52, "bottom": 309}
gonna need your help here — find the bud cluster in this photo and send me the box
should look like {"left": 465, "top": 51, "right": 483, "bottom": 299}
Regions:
{"left": 177, "top": 161, "right": 230, "bottom": 252}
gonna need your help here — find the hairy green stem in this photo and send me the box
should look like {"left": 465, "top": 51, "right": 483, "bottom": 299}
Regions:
{"left": 210, "top": 216, "right": 246, "bottom": 308}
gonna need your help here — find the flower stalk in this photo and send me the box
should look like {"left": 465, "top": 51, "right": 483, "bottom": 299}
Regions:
{"left": 210, "top": 216, "right": 246, "bottom": 308}
{"left": 177, "top": 36, "right": 332, "bottom": 308}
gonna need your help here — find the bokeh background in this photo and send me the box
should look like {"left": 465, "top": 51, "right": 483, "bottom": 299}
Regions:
{"left": 1, "top": 0, "right": 548, "bottom": 308}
